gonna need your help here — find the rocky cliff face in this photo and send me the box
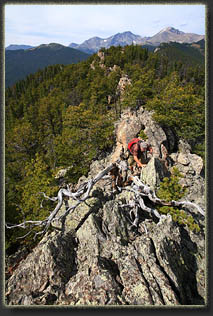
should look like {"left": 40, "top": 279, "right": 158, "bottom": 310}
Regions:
{"left": 5, "top": 108, "right": 205, "bottom": 306}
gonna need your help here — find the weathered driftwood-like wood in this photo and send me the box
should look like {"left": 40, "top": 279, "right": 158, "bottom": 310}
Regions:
{"left": 129, "top": 175, "right": 205, "bottom": 216}
{"left": 6, "top": 163, "right": 116, "bottom": 238}
{"left": 6, "top": 161, "right": 204, "bottom": 238}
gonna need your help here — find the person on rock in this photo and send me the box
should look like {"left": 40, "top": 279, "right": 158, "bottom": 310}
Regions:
{"left": 127, "top": 137, "right": 153, "bottom": 172}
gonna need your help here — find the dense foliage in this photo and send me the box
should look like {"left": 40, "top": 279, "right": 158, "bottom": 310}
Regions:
{"left": 5, "top": 44, "right": 205, "bottom": 252}
{"left": 157, "top": 168, "right": 200, "bottom": 233}
{"left": 155, "top": 40, "right": 205, "bottom": 66}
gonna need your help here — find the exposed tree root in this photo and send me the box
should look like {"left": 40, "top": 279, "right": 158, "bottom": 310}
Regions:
{"left": 6, "top": 160, "right": 205, "bottom": 239}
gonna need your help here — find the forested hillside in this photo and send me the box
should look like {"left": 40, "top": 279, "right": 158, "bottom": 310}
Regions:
{"left": 155, "top": 40, "right": 205, "bottom": 66}
{"left": 5, "top": 44, "right": 205, "bottom": 253}
{"left": 5, "top": 43, "right": 90, "bottom": 87}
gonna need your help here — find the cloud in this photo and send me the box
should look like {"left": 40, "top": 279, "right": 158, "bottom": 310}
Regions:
{"left": 5, "top": 4, "right": 205, "bottom": 46}
{"left": 5, "top": 5, "right": 129, "bottom": 45}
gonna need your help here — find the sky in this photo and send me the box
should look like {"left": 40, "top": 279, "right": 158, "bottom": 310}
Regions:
{"left": 5, "top": 3, "right": 206, "bottom": 47}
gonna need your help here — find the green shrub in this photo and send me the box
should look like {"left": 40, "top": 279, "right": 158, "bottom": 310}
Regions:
{"left": 157, "top": 167, "right": 186, "bottom": 201}
{"left": 138, "top": 129, "right": 148, "bottom": 140}
{"left": 157, "top": 167, "right": 200, "bottom": 232}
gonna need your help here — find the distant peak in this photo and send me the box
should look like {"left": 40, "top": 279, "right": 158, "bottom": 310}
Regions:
{"left": 46, "top": 43, "right": 64, "bottom": 47}
{"left": 114, "top": 31, "right": 136, "bottom": 36}
{"left": 123, "top": 31, "right": 134, "bottom": 34}
{"left": 36, "top": 43, "right": 65, "bottom": 50}
{"left": 159, "top": 27, "right": 184, "bottom": 34}
{"left": 89, "top": 36, "right": 102, "bottom": 40}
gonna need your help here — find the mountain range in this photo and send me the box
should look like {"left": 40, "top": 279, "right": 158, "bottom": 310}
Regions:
{"left": 69, "top": 27, "right": 204, "bottom": 54}
{"left": 5, "top": 27, "right": 205, "bottom": 87}
{"left": 6, "top": 44, "right": 35, "bottom": 50}
{"left": 5, "top": 43, "right": 89, "bottom": 87}
{"left": 6, "top": 27, "right": 204, "bottom": 54}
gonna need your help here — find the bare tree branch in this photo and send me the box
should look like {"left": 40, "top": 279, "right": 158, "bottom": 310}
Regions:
{"left": 129, "top": 175, "right": 205, "bottom": 216}
{"left": 6, "top": 163, "right": 117, "bottom": 238}
{"left": 5, "top": 161, "right": 204, "bottom": 239}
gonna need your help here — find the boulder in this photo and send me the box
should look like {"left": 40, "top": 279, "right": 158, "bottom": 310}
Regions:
{"left": 116, "top": 75, "right": 131, "bottom": 101}
{"left": 140, "top": 157, "right": 169, "bottom": 190}
{"left": 177, "top": 152, "right": 190, "bottom": 166}
{"left": 172, "top": 151, "right": 203, "bottom": 176}
{"left": 178, "top": 139, "right": 191, "bottom": 154}
{"left": 188, "top": 153, "right": 203, "bottom": 175}
{"left": 97, "top": 50, "right": 105, "bottom": 62}
{"left": 6, "top": 205, "right": 205, "bottom": 305}
{"left": 55, "top": 168, "right": 70, "bottom": 180}
{"left": 112, "top": 108, "right": 176, "bottom": 162}
{"left": 5, "top": 232, "right": 76, "bottom": 305}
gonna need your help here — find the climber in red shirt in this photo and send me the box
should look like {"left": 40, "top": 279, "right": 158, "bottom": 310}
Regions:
{"left": 128, "top": 138, "right": 153, "bottom": 169}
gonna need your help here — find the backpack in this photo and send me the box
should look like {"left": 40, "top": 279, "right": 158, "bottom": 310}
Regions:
{"left": 127, "top": 138, "right": 142, "bottom": 154}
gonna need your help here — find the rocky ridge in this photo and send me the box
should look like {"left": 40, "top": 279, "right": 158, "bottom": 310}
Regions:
{"left": 5, "top": 108, "right": 206, "bottom": 306}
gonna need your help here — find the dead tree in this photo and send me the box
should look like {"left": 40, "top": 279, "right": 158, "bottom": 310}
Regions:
{"left": 6, "top": 160, "right": 205, "bottom": 239}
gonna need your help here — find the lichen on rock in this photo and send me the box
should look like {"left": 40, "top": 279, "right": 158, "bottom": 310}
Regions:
{"left": 5, "top": 108, "right": 206, "bottom": 306}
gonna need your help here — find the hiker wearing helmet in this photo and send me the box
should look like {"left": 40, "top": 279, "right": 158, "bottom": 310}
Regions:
{"left": 127, "top": 137, "right": 153, "bottom": 170}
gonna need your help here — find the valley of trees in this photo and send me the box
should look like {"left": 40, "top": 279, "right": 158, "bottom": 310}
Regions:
{"left": 5, "top": 44, "right": 205, "bottom": 253}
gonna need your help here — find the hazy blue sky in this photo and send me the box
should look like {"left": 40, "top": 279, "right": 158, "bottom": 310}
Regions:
{"left": 5, "top": 4, "right": 206, "bottom": 47}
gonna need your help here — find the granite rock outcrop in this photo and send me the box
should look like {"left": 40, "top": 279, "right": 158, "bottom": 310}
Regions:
{"left": 5, "top": 108, "right": 205, "bottom": 306}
